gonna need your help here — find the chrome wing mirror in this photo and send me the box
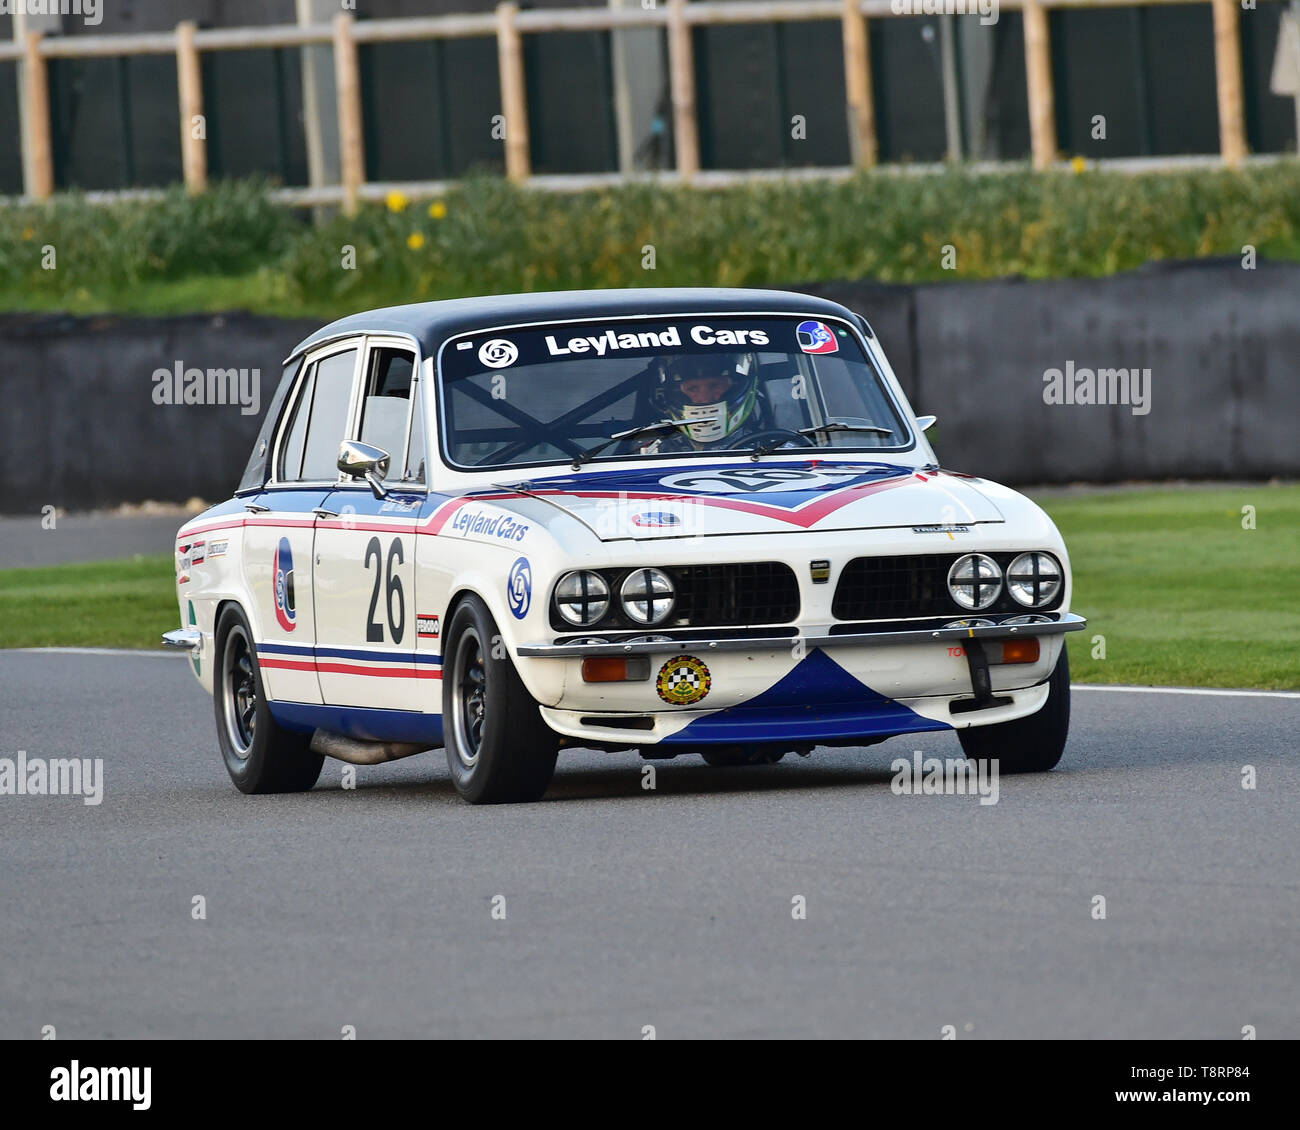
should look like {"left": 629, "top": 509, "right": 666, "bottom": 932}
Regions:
{"left": 338, "top": 440, "right": 391, "bottom": 499}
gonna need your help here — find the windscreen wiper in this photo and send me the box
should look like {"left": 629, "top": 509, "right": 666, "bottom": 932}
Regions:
{"left": 571, "top": 419, "right": 679, "bottom": 470}
{"left": 746, "top": 417, "right": 900, "bottom": 460}
{"left": 798, "top": 419, "right": 895, "bottom": 440}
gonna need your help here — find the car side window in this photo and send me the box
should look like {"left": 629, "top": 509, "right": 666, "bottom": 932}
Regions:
{"left": 357, "top": 347, "right": 416, "bottom": 480}
{"left": 299, "top": 348, "right": 359, "bottom": 482}
{"left": 277, "top": 365, "right": 316, "bottom": 481}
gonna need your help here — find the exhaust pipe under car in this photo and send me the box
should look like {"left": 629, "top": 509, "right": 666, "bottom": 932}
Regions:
{"left": 309, "top": 729, "right": 431, "bottom": 766}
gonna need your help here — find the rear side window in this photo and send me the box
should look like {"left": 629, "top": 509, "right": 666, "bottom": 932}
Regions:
{"left": 238, "top": 358, "right": 300, "bottom": 494}
{"left": 277, "top": 367, "right": 315, "bottom": 481}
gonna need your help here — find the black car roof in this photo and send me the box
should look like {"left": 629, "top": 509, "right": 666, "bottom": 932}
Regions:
{"left": 288, "top": 287, "right": 864, "bottom": 359}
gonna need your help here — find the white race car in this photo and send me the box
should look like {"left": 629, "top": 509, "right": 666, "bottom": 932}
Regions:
{"left": 166, "top": 288, "right": 1085, "bottom": 803}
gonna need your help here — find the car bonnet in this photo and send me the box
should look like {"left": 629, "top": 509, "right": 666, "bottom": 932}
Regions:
{"left": 471, "top": 461, "right": 1005, "bottom": 541}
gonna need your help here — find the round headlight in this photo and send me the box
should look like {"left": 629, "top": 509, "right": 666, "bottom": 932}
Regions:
{"left": 1006, "top": 552, "right": 1062, "bottom": 608}
{"left": 947, "top": 553, "right": 1002, "bottom": 611}
{"left": 620, "top": 568, "right": 676, "bottom": 625}
{"left": 554, "top": 570, "right": 610, "bottom": 627}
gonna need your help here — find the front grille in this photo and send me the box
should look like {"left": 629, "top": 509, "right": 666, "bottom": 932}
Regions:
{"left": 832, "top": 553, "right": 1063, "bottom": 620}
{"left": 671, "top": 563, "right": 801, "bottom": 627}
{"left": 550, "top": 562, "right": 800, "bottom": 631}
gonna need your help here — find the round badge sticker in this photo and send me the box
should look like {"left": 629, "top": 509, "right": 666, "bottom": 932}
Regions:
{"left": 478, "top": 339, "right": 518, "bottom": 369}
{"left": 656, "top": 655, "right": 712, "bottom": 706}
{"left": 507, "top": 556, "right": 532, "bottom": 619}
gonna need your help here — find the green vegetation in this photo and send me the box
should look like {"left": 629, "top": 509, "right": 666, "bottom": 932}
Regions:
{"left": 1039, "top": 484, "right": 1300, "bottom": 691}
{"left": 0, "top": 555, "right": 177, "bottom": 651}
{"left": 1, "top": 486, "right": 1295, "bottom": 690}
{"left": 2, "top": 165, "right": 1298, "bottom": 319}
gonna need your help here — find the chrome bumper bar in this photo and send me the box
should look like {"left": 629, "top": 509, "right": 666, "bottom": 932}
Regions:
{"left": 516, "top": 612, "right": 1087, "bottom": 658}
{"left": 162, "top": 628, "right": 203, "bottom": 653}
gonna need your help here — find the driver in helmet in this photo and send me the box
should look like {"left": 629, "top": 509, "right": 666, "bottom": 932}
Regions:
{"left": 642, "top": 352, "right": 769, "bottom": 453}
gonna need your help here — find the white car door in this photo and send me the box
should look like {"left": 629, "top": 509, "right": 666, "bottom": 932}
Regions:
{"left": 313, "top": 338, "right": 429, "bottom": 710}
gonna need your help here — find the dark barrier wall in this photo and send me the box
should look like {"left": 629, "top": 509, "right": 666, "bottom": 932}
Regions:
{"left": 0, "top": 312, "right": 316, "bottom": 513}
{"left": 802, "top": 258, "right": 1300, "bottom": 484}
{"left": 1, "top": 258, "right": 1297, "bottom": 512}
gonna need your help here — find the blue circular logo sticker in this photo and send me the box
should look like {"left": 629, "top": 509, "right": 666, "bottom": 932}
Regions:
{"left": 796, "top": 319, "right": 839, "bottom": 355}
{"left": 633, "top": 512, "right": 681, "bottom": 528}
{"left": 507, "top": 557, "right": 532, "bottom": 619}
{"left": 274, "top": 536, "right": 297, "bottom": 631}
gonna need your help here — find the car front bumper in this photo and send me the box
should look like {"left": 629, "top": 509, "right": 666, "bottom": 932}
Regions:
{"left": 517, "top": 612, "right": 1085, "bottom": 748}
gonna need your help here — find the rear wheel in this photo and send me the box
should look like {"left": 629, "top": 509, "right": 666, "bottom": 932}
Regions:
{"left": 213, "top": 605, "right": 323, "bottom": 793}
{"left": 443, "top": 595, "right": 558, "bottom": 804}
{"left": 957, "top": 646, "right": 1071, "bottom": 773}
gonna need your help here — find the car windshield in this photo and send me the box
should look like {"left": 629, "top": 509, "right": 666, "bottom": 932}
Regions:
{"left": 438, "top": 314, "right": 911, "bottom": 470}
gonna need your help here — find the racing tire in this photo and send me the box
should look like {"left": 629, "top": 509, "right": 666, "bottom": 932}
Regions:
{"left": 957, "top": 646, "right": 1071, "bottom": 773}
{"left": 213, "top": 605, "right": 324, "bottom": 794}
{"left": 443, "top": 594, "right": 559, "bottom": 804}
{"left": 701, "top": 748, "right": 787, "bottom": 767}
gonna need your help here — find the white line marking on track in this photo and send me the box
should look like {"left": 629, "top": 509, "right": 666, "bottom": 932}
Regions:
{"left": 5, "top": 647, "right": 183, "bottom": 659}
{"left": 1073, "top": 684, "right": 1300, "bottom": 700}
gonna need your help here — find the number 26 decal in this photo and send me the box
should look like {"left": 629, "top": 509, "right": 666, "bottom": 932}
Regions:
{"left": 364, "top": 536, "right": 406, "bottom": 644}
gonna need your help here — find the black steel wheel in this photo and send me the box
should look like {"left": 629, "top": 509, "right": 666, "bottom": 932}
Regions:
{"left": 213, "top": 605, "right": 323, "bottom": 794}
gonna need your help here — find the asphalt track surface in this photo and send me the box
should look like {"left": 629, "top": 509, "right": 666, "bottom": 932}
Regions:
{"left": 0, "top": 650, "right": 1296, "bottom": 1039}
{"left": 0, "top": 513, "right": 188, "bottom": 569}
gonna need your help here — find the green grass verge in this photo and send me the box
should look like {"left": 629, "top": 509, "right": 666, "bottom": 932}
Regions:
{"left": 2, "top": 166, "right": 1299, "bottom": 319}
{"left": 0, "top": 484, "right": 1296, "bottom": 690}
{"left": 1039, "top": 484, "right": 1300, "bottom": 690}
{"left": 0, "top": 555, "right": 177, "bottom": 651}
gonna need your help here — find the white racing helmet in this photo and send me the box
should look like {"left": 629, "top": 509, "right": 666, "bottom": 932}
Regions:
{"left": 649, "top": 352, "right": 761, "bottom": 444}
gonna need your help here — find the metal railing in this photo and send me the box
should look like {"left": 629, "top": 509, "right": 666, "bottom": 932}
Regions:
{"left": 3, "top": 0, "right": 1259, "bottom": 210}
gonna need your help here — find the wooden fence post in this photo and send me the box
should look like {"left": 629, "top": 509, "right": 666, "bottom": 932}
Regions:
{"left": 496, "top": 2, "right": 532, "bottom": 181}
{"left": 176, "top": 21, "right": 208, "bottom": 194}
{"left": 21, "top": 31, "right": 54, "bottom": 200}
{"left": 1212, "top": 0, "right": 1247, "bottom": 166}
{"left": 667, "top": 0, "right": 700, "bottom": 179}
{"left": 842, "top": 0, "right": 877, "bottom": 169}
{"left": 1023, "top": 0, "right": 1058, "bottom": 170}
{"left": 333, "top": 12, "right": 365, "bottom": 215}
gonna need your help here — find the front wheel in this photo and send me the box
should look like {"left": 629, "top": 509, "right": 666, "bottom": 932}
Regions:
{"left": 442, "top": 595, "right": 558, "bottom": 804}
{"left": 957, "top": 646, "right": 1071, "bottom": 773}
{"left": 213, "top": 605, "right": 323, "bottom": 793}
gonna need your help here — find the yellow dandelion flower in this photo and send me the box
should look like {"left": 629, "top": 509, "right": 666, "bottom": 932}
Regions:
{"left": 1070, "top": 155, "right": 1087, "bottom": 175}
{"left": 428, "top": 200, "right": 448, "bottom": 220}
{"left": 407, "top": 232, "right": 426, "bottom": 251}
{"left": 386, "top": 190, "right": 410, "bottom": 213}
{"left": 22, "top": 227, "right": 35, "bottom": 240}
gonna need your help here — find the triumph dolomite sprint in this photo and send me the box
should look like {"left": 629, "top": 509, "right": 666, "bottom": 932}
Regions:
{"left": 166, "top": 288, "right": 1086, "bottom": 803}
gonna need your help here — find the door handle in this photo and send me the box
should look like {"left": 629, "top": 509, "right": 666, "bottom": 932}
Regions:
{"left": 312, "top": 507, "right": 339, "bottom": 519}
{"left": 243, "top": 502, "right": 270, "bottom": 514}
